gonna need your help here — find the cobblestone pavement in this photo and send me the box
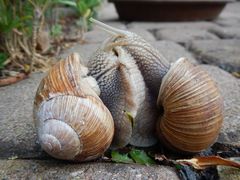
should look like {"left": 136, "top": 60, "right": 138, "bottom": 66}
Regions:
{"left": 0, "top": 1, "right": 240, "bottom": 179}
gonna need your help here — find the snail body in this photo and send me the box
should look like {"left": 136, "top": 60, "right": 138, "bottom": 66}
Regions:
{"left": 90, "top": 19, "right": 170, "bottom": 98}
{"left": 34, "top": 53, "right": 114, "bottom": 161}
{"left": 88, "top": 46, "right": 158, "bottom": 148}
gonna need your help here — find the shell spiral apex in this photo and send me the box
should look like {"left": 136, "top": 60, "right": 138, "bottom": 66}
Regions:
{"left": 34, "top": 53, "right": 114, "bottom": 161}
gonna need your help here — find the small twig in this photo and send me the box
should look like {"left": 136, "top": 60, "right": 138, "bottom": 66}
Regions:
{"left": 18, "top": 38, "right": 31, "bottom": 56}
{"left": 30, "top": 8, "right": 41, "bottom": 73}
{"left": 0, "top": 72, "right": 28, "bottom": 87}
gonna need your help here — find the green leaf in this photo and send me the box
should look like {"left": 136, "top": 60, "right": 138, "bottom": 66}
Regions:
{"left": 76, "top": 1, "right": 88, "bottom": 16}
{"left": 51, "top": 24, "right": 62, "bottom": 37}
{"left": 85, "top": 0, "right": 101, "bottom": 8}
{"left": 129, "top": 149, "right": 156, "bottom": 165}
{"left": 111, "top": 151, "right": 134, "bottom": 164}
{"left": 0, "top": 52, "right": 8, "bottom": 69}
{"left": 175, "top": 164, "right": 182, "bottom": 170}
{"left": 54, "top": 0, "right": 76, "bottom": 7}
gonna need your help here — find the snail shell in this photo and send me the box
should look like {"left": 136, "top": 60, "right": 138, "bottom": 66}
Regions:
{"left": 157, "top": 58, "right": 223, "bottom": 153}
{"left": 33, "top": 53, "right": 114, "bottom": 161}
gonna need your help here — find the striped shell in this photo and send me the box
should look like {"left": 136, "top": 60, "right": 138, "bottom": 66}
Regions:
{"left": 33, "top": 53, "right": 114, "bottom": 161}
{"left": 157, "top": 58, "right": 223, "bottom": 153}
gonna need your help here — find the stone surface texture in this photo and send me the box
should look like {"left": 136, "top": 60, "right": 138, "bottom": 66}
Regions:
{"left": 155, "top": 28, "right": 219, "bottom": 45}
{"left": 150, "top": 41, "right": 198, "bottom": 64}
{"left": 0, "top": 73, "right": 46, "bottom": 159}
{"left": 127, "top": 21, "right": 219, "bottom": 31}
{"left": 210, "top": 26, "right": 240, "bottom": 39}
{"left": 0, "top": 1, "right": 240, "bottom": 179}
{"left": 60, "top": 43, "right": 101, "bottom": 65}
{"left": 190, "top": 40, "right": 240, "bottom": 72}
{"left": 0, "top": 160, "right": 179, "bottom": 179}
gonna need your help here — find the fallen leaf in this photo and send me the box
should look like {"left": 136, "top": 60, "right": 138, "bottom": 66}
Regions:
{"left": 111, "top": 151, "right": 134, "bottom": 164}
{"left": 129, "top": 149, "right": 156, "bottom": 165}
{"left": 155, "top": 154, "right": 168, "bottom": 162}
{"left": 8, "top": 155, "right": 18, "bottom": 160}
{"left": 176, "top": 156, "right": 240, "bottom": 170}
{"left": 232, "top": 72, "right": 240, "bottom": 78}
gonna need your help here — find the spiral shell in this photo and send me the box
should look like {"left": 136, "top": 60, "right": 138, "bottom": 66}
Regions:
{"left": 33, "top": 53, "right": 114, "bottom": 161}
{"left": 157, "top": 58, "right": 223, "bottom": 153}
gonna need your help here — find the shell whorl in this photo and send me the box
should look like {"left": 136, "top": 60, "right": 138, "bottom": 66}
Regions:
{"left": 34, "top": 53, "right": 114, "bottom": 161}
{"left": 157, "top": 58, "right": 223, "bottom": 153}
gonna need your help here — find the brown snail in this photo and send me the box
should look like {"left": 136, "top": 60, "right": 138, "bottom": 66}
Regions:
{"left": 88, "top": 19, "right": 163, "bottom": 149}
{"left": 88, "top": 19, "right": 223, "bottom": 153}
{"left": 157, "top": 58, "right": 223, "bottom": 153}
{"left": 33, "top": 53, "right": 114, "bottom": 161}
{"left": 34, "top": 19, "right": 224, "bottom": 161}
{"left": 89, "top": 18, "right": 170, "bottom": 98}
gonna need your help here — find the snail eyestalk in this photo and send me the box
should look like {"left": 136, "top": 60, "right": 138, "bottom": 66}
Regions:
{"left": 89, "top": 18, "right": 126, "bottom": 36}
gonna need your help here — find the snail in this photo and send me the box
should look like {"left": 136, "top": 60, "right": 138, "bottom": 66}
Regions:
{"left": 88, "top": 19, "right": 163, "bottom": 149}
{"left": 89, "top": 18, "right": 170, "bottom": 98}
{"left": 34, "top": 19, "right": 224, "bottom": 161}
{"left": 157, "top": 58, "right": 223, "bottom": 153}
{"left": 33, "top": 53, "right": 114, "bottom": 161}
{"left": 88, "top": 19, "right": 223, "bottom": 153}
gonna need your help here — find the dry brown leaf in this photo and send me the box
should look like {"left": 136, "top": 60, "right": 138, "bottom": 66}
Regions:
{"left": 176, "top": 156, "right": 240, "bottom": 170}
{"left": 155, "top": 154, "right": 168, "bottom": 162}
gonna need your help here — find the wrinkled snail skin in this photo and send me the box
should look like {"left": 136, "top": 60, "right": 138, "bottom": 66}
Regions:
{"left": 88, "top": 46, "right": 147, "bottom": 149}
{"left": 157, "top": 58, "right": 223, "bottom": 153}
{"left": 109, "top": 33, "right": 170, "bottom": 98}
{"left": 88, "top": 19, "right": 167, "bottom": 148}
{"left": 129, "top": 90, "right": 159, "bottom": 147}
{"left": 90, "top": 18, "right": 170, "bottom": 98}
{"left": 34, "top": 53, "right": 114, "bottom": 161}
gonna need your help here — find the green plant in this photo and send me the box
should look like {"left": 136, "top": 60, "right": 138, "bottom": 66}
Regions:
{"left": 0, "top": 0, "right": 53, "bottom": 75}
{"left": 51, "top": 24, "right": 62, "bottom": 37}
{"left": 0, "top": 52, "right": 8, "bottom": 69}
{"left": 111, "top": 149, "right": 156, "bottom": 165}
{"left": 55, "top": 0, "right": 102, "bottom": 31}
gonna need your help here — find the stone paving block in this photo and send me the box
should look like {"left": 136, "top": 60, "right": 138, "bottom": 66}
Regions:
{"left": 150, "top": 40, "right": 198, "bottom": 64}
{"left": 127, "top": 21, "right": 219, "bottom": 31}
{"left": 98, "top": 2, "right": 119, "bottom": 21}
{"left": 103, "top": 21, "right": 127, "bottom": 30}
{"left": 84, "top": 30, "right": 111, "bottom": 44}
{"left": 219, "top": 2, "right": 240, "bottom": 20}
{"left": 60, "top": 43, "right": 101, "bottom": 65}
{"left": 155, "top": 28, "right": 219, "bottom": 45}
{"left": 201, "top": 65, "right": 240, "bottom": 145}
{"left": 209, "top": 26, "right": 240, "bottom": 39}
{"left": 190, "top": 40, "right": 240, "bottom": 72}
{"left": 214, "top": 17, "right": 240, "bottom": 27}
{"left": 0, "top": 160, "right": 179, "bottom": 179}
{"left": 0, "top": 73, "right": 46, "bottom": 159}
{"left": 128, "top": 27, "right": 156, "bottom": 41}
